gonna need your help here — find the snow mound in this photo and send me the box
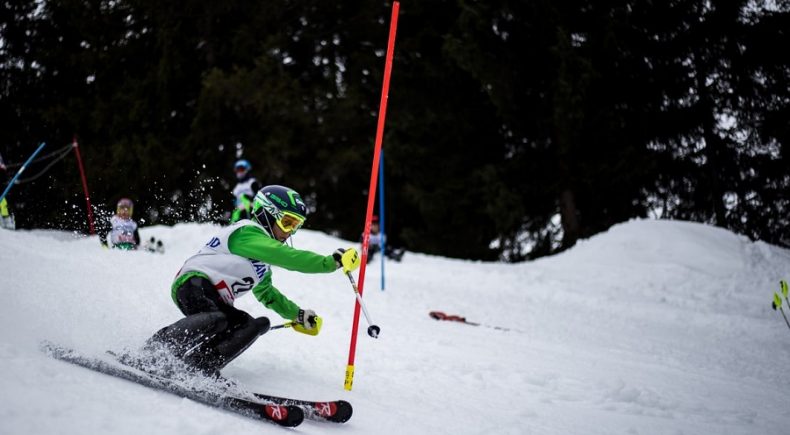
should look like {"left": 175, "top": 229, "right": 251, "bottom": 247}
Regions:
{"left": 1, "top": 218, "right": 788, "bottom": 435}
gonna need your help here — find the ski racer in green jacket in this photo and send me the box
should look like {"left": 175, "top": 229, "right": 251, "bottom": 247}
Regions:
{"left": 145, "top": 184, "right": 361, "bottom": 375}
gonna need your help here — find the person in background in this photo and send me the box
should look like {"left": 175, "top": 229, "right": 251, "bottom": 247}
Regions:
{"left": 230, "top": 159, "right": 261, "bottom": 223}
{"left": 364, "top": 215, "right": 405, "bottom": 264}
{"left": 141, "top": 184, "right": 361, "bottom": 376}
{"left": 0, "top": 197, "right": 14, "bottom": 230}
{"left": 99, "top": 198, "right": 141, "bottom": 250}
{"left": 0, "top": 158, "right": 14, "bottom": 230}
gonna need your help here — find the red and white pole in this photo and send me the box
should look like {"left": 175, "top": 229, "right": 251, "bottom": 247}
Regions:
{"left": 344, "top": 1, "right": 400, "bottom": 391}
{"left": 72, "top": 136, "right": 96, "bottom": 235}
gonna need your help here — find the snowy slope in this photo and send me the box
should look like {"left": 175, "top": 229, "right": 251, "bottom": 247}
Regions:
{"left": 1, "top": 219, "right": 789, "bottom": 435}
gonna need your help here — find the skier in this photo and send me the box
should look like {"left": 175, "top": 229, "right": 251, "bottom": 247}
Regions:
{"left": 365, "top": 215, "right": 404, "bottom": 264}
{"left": 0, "top": 197, "right": 14, "bottom": 230}
{"left": 0, "top": 159, "right": 14, "bottom": 230}
{"left": 230, "top": 159, "right": 261, "bottom": 223}
{"left": 144, "top": 184, "right": 361, "bottom": 376}
{"left": 99, "top": 198, "right": 141, "bottom": 250}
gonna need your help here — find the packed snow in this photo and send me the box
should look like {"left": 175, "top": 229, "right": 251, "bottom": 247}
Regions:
{"left": 1, "top": 219, "right": 789, "bottom": 434}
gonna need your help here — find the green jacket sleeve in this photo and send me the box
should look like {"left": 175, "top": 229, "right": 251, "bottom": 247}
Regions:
{"left": 228, "top": 225, "right": 337, "bottom": 273}
{"left": 229, "top": 224, "right": 337, "bottom": 320}
{"left": 251, "top": 271, "right": 300, "bottom": 320}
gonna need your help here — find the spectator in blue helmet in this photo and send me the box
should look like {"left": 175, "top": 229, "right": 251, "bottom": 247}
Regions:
{"left": 230, "top": 159, "right": 261, "bottom": 223}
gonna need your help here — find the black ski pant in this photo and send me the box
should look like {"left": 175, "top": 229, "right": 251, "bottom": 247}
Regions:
{"left": 147, "top": 275, "right": 270, "bottom": 373}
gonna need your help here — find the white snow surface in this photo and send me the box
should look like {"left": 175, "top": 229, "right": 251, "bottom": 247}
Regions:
{"left": 1, "top": 219, "right": 789, "bottom": 435}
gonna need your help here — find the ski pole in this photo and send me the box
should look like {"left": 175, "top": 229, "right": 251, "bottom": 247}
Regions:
{"left": 270, "top": 322, "right": 295, "bottom": 331}
{"left": 346, "top": 272, "right": 381, "bottom": 338}
{"left": 270, "top": 317, "right": 322, "bottom": 336}
{"left": 772, "top": 292, "right": 790, "bottom": 331}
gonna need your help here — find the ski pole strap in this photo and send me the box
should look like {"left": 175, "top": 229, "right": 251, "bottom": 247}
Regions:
{"left": 293, "top": 316, "right": 323, "bottom": 336}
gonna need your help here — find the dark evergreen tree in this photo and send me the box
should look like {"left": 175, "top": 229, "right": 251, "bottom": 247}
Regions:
{"left": 646, "top": 1, "right": 790, "bottom": 247}
{"left": 1, "top": 0, "right": 788, "bottom": 258}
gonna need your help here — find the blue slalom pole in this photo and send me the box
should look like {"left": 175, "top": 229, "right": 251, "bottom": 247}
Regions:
{"left": 0, "top": 142, "right": 47, "bottom": 204}
{"left": 378, "top": 150, "right": 386, "bottom": 290}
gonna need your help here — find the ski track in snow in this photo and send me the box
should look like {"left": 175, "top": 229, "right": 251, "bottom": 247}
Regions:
{"left": 1, "top": 218, "right": 789, "bottom": 434}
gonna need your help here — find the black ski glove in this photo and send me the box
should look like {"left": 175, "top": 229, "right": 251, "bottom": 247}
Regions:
{"left": 333, "top": 248, "right": 360, "bottom": 273}
{"left": 332, "top": 248, "right": 346, "bottom": 268}
{"left": 296, "top": 308, "right": 318, "bottom": 330}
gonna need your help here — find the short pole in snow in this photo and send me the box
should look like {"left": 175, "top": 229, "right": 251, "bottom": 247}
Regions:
{"left": 0, "top": 142, "right": 47, "bottom": 204}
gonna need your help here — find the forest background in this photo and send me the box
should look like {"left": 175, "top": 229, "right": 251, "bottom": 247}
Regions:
{"left": 1, "top": 0, "right": 788, "bottom": 261}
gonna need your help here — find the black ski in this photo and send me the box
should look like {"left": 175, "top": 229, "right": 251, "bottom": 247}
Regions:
{"left": 251, "top": 392, "right": 353, "bottom": 423}
{"left": 41, "top": 342, "right": 303, "bottom": 427}
{"left": 110, "top": 348, "right": 353, "bottom": 424}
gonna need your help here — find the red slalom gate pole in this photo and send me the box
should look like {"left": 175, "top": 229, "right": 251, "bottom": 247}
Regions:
{"left": 344, "top": 1, "right": 400, "bottom": 391}
{"left": 72, "top": 136, "right": 96, "bottom": 235}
